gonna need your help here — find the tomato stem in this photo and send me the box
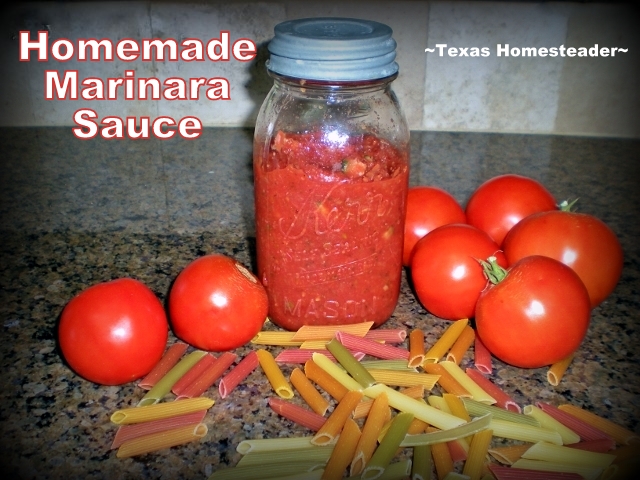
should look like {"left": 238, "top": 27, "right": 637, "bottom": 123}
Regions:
{"left": 479, "top": 256, "right": 508, "bottom": 285}
{"left": 558, "top": 198, "right": 579, "bottom": 212}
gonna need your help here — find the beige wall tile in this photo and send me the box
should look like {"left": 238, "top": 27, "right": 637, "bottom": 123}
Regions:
{"left": 1, "top": 2, "right": 157, "bottom": 127}
{"left": 555, "top": 3, "right": 640, "bottom": 138}
{"left": 150, "top": 1, "right": 284, "bottom": 127}
{"left": 423, "top": 1, "right": 570, "bottom": 134}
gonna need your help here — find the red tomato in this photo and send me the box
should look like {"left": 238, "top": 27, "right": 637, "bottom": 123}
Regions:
{"left": 59, "top": 278, "right": 169, "bottom": 385}
{"left": 410, "top": 223, "right": 507, "bottom": 320}
{"left": 503, "top": 205, "right": 623, "bottom": 308}
{"left": 403, "top": 186, "right": 467, "bottom": 266}
{"left": 475, "top": 255, "right": 591, "bottom": 368}
{"left": 169, "top": 254, "right": 268, "bottom": 351}
{"left": 466, "top": 174, "right": 556, "bottom": 246}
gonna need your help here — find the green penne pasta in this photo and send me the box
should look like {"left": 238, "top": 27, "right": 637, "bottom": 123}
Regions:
{"left": 208, "top": 461, "right": 323, "bottom": 480}
{"left": 327, "top": 338, "right": 377, "bottom": 388}
{"left": 236, "top": 436, "right": 315, "bottom": 454}
{"left": 313, "top": 352, "right": 363, "bottom": 392}
{"left": 523, "top": 405, "right": 581, "bottom": 444}
{"left": 346, "top": 459, "right": 413, "bottom": 480}
{"left": 399, "top": 414, "right": 492, "bottom": 447}
{"left": 462, "top": 398, "right": 540, "bottom": 427}
{"left": 522, "top": 441, "right": 615, "bottom": 468}
{"left": 490, "top": 418, "right": 563, "bottom": 445}
{"left": 411, "top": 444, "right": 432, "bottom": 480}
{"left": 512, "top": 459, "right": 603, "bottom": 480}
{"left": 236, "top": 445, "right": 334, "bottom": 467}
{"left": 362, "top": 412, "right": 414, "bottom": 480}
{"left": 138, "top": 350, "right": 207, "bottom": 406}
{"left": 364, "top": 384, "right": 465, "bottom": 431}
{"left": 362, "top": 360, "right": 418, "bottom": 372}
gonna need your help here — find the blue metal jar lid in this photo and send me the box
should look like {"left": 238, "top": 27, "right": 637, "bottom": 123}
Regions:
{"left": 267, "top": 17, "right": 398, "bottom": 82}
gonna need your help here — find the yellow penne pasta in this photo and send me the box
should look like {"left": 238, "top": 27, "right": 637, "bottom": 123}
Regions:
{"left": 427, "top": 394, "right": 450, "bottom": 412}
{"left": 558, "top": 404, "right": 640, "bottom": 445}
{"left": 116, "top": 423, "right": 207, "bottom": 458}
{"left": 352, "top": 386, "right": 424, "bottom": 420}
{"left": 290, "top": 367, "right": 330, "bottom": 416}
{"left": 350, "top": 392, "right": 390, "bottom": 476}
{"left": 547, "top": 353, "right": 574, "bottom": 386}
{"left": 408, "top": 329, "right": 425, "bottom": 368}
{"left": 322, "top": 418, "right": 361, "bottom": 480}
{"left": 490, "top": 418, "right": 562, "bottom": 445}
{"left": 111, "top": 397, "right": 215, "bottom": 425}
{"left": 430, "top": 428, "right": 455, "bottom": 479}
{"left": 523, "top": 405, "right": 580, "bottom": 444}
{"left": 445, "top": 325, "right": 475, "bottom": 365}
{"left": 522, "top": 441, "right": 615, "bottom": 468}
{"left": 438, "top": 361, "right": 496, "bottom": 404}
{"left": 423, "top": 363, "right": 471, "bottom": 397}
{"left": 423, "top": 318, "right": 469, "bottom": 364}
{"left": 444, "top": 393, "right": 473, "bottom": 445}
{"left": 292, "top": 322, "right": 374, "bottom": 341}
{"left": 364, "top": 383, "right": 465, "bottom": 431}
{"left": 444, "top": 393, "right": 471, "bottom": 423}
{"left": 251, "top": 331, "right": 300, "bottom": 346}
{"left": 461, "top": 428, "right": 493, "bottom": 480}
{"left": 312, "top": 390, "right": 363, "bottom": 446}
{"left": 487, "top": 443, "right": 532, "bottom": 465}
{"left": 366, "top": 369, "right": 439, "bottom": 389}
{"left": 299, "top": 340, "right": 330, "bottom": 350}
{"left": 512, "top": 458, "right": 603, "bottom": 480}
{"left": 312, "top": 352, "right": 363, "bottom": 392}
{"left": 305, "top": 358, "right": 349, "bottom": 401}
{"left": 257, "top": 349, "right": 294, "bottom": 399}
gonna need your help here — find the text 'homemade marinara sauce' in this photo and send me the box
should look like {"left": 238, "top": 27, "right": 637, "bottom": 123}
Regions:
{"left": 254, "top": 17, "right": 409, "bottom": 330}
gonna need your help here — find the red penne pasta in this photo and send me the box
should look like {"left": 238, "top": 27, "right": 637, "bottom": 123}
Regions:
{"left": 274, "top": 349, "right": 366, "bottom": 364}
{"left": 566, "top": 438, "right": 616, "bottom": 453}
{"left": 489, "top": 464, "right": 584, "bottom": 480}
{"left": 336, "top": 331, "right": 409, "bottom": 360}
{"left": 171, "top": 353, "right": 217, "bottom": 396}
{"left": 473, "top": 335, "right": 492, "bottom": 375}
{"left": 364, "top": 329, "right": 407, "bottom": 343}
{"left": 110, "top": 410, "right": 207, "bottom": 449}
{"left": 219, "top": 351, "right": 260, "bottom": 399}
{"left": 447, "top": 440, "right": 468, "bottom": 462}
{"left": 176, "top": 352, "right": 237, "bottom": 400}
{"left": 537, "top": 402, "right": 614, "bottom": 442}
{"left": 138, "top": 342, "right": 189, "bottom": 390}
{"left": 465, "top": 367, "right": 521, "bottom": 413}
{"left": 268, "top": 397, "right": 326, "bottom": 432}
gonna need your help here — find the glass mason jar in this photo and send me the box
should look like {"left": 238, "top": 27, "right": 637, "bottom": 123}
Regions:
{"left": 254, "top": 18, "right": 409, "bottom": 330}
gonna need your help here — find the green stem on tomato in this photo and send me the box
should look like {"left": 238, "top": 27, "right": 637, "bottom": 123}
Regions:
{"left": 558, "top": 198, "right": 579, "bottom": 212}
{"left": 479, "top": 256, "right": 508, "bottom": 285}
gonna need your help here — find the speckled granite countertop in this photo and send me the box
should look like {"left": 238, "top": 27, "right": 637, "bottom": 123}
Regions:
{"left": 0, "top": 127, "right": 638, "bottom": 479}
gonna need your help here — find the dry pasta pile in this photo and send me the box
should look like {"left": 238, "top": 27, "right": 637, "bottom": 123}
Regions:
{"left": 107, "top": 319, "right": 639, "bottom": 479}
{"left": 108, "top": 345, "right": 259, "bottom": 458}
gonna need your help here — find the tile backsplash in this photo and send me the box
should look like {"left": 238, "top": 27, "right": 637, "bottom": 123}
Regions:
{"left": 1, "top": 1, "right": 638, "bottom": 137}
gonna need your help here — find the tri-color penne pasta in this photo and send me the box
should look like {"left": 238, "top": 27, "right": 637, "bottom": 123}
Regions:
{"left": 267, "top": 397, "right": 326, "bottom": 432}
{"left": 138, "top": 342, "right": 189, "bottom": 390}
{"left": 219, "top": 351, "right": 260, "bottom": 399}
{"left": 423, "top": 318, "right": 469, "bottom": 364}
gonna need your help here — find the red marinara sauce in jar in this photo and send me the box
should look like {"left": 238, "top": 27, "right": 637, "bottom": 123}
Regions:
{"left": 254, "top": 18, "right": 409, "bottom": 330}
